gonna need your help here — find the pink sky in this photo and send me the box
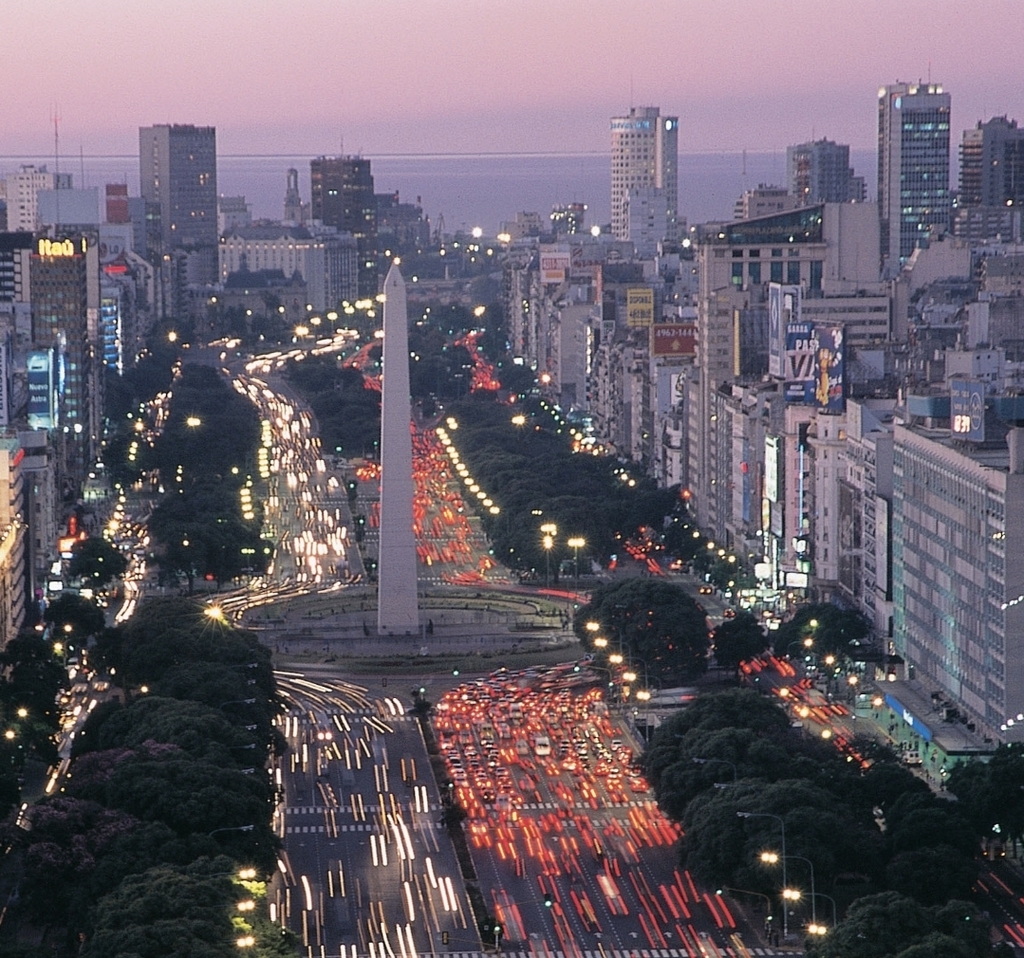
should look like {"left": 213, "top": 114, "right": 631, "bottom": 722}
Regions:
{"left": 2, "top": 0, "right": 1022, "bottom": 157}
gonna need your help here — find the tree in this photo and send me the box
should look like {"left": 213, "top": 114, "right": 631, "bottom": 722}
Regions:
{"left": 577, "top": 578, "right": 712, "bottom": 683}
{"left": 712, "top": 611, "right": 768, "bottom": 676}
{"left": 805, "top": 893, "right": 989, "bottom": 958}
{"left": 44, "top": 592, "right": 106, "bottom": 640}
{"left": 68, "top": 536, "right": 128, "bottom": 589}
{"left": 885, "top": 845, "right": 977, "bottom": 905}
{"left": 773, "top": 603, "right": 871, "bottom": 660}
{"left": 81, "top": 866, "right": 237, "bottom": 958}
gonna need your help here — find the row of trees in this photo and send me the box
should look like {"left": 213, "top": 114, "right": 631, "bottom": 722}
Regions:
{"left": 145, "top": 364, "right": 270, "bottom": 590}
{"left": 1, "top": 598, "right": 291, "bottom": 957}
{"left": 642, "top": 689, "right": 998, "bottom": 958}
{"left": 449, "top": 399, "right": 679, "bottom": 578}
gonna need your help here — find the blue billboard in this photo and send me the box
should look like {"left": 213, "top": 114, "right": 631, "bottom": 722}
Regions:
{"left": 950, "top": 379, "right": 985, "bottom": 442}
{"left": 783, "top": 321, "right": 816, "bottom": 404}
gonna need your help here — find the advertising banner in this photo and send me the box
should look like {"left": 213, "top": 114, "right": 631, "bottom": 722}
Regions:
{"left": 950, "top": 378, "right": 985, "bottom": 442}
{"left": 650, "top": 323, "right": 696, "bottom": 356}
{"left": 783, "top": 321, "right": 816, "bottom": 404}
{"left": 768, "top": 283, "right": 800, "bottom": 378}
{"left": 626, "top": 287, "right": 654, "bottom": 327}
{"left": 814, "top": 326, "right": 845, "bottom": 413}
{"left": 539, "top": 245, "right": 571, "bottom": 284}
{"left": 27, "top": 350, "right": 54, "bottom": 430}
{"left": 764, "top": 435, "right": 780, "bottom": 503}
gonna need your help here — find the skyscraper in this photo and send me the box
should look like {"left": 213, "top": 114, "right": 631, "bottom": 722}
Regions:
{"left": 310, "top": 156, "right": 378, "bottom": 297}
{"left": 138, "top": 124, "right": 218, "bottom": 252}
{"left": 877, "top": 82, "right": 951, "bottom": 275}
{"left": 787, "top": 139, "right": 866, "bottom": 205}
{"left": 610, "top": 107, "right": 678, "bottom": 243}
{"left": 959, "top": 116, "right": 1024, "bottom": 208}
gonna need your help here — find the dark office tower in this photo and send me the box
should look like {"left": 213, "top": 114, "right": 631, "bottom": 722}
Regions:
{"left": 787, "top": 139, "right": 866, "bottom": 205}
{"left": 310, "top": 156, "right": 378, "bottom": 297}
{"left": 878, "top": 82, "right": 951, "bottom": 275}
{"left": 959, "top": 116, "right": 1024, "bottom": 207}
{"left": 138, "top": 124, "right": 218, "bottom": 252}
{"left": 29, "top": 234, "right": 100, "bottom": 486}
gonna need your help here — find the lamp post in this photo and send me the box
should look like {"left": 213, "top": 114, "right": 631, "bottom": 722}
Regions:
{"left": 761, "top": 851, "right": 816, "bottom": 929}
{"left": 540, "top": 522, "right": 557, "bottom": 587}
{"left": 738, "top": 811, "right": 787, "bottom": 941}
{"left": 567, "top": 536, "right": 585, "bottom": 588}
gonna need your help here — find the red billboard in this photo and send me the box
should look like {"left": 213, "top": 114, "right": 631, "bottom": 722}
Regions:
{"left": 651, "top": 323, "right": 696, "bottom": 357}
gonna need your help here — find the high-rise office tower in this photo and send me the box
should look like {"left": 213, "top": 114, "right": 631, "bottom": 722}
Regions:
{"left": 610, "top": 107, "right": 678, "bottom": 243}
{"left": 310, "top": 156, "right": 378, "bottom": 297}
{"left": 877, "top": 82, "right": 951, "bottom": 275}
{"left": 138, "top": 124, "right": 218, "bottom": 252}
{"left": 787, "top": 139, "right": 866, "bottom": 205}
{"left": 29, "top": 234, "right": 100, "bottom": 486}
{"left": 959, "top": 116, "right": 1024, "bottom": 208}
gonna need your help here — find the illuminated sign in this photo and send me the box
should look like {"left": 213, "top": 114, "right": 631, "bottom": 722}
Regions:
{"left": 884, "top": 693, "right": 933, "bottom": 742}
{"left": 764, "top": 436, "right": 780, "bottom": 503}
{"left": 626, "top": 287, "right": 654, "bottom": 327}
{"left": 36, "top": 237, "right": 86, "bottom": 257}
{"left": 950, "top": 379, "right": 985, "bottom": 442}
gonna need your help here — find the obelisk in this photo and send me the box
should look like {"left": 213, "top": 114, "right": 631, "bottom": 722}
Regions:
{"left": 376, "top": 262, "right": 420, "bottom": 634}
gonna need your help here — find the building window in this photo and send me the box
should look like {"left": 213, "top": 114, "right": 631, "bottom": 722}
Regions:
{"left": 748, "top": 262, "right": 761, "bottom": 284}
{"left": 787, "top": 261, "right": 801, "bottom": 285}
{"left": 732, "top": 263, "right": 743, "bottom": 286}
{"left": 810, "top": 260, "right": 823, "bottom": 290}
{"left": 771, "top": 261, "right": 783, "bottom": 283}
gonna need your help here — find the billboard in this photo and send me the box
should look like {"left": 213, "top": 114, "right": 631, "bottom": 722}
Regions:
{"left": 783, "top": 321, "right": 817, "bottom": 403}
{"left": 768, "top": 283, "right": 801, "bottom": 378}
{"left": 539, "top": 244, "right": 571, "bottom": 284}
{"left": 27, "top": 349, "right": 54, "bottom": 430}
{"left": 651, "top": 323, "right": 696, "bottom": 356}
{"left": 814, "top": 326, "right": 845, "bottom": 413}
{"left": 764, "top": 436, "right": 780, "bottom": 503}
{"left": 950, "top": 379, "right": 985, "bottom": 442}
{"left": 626, "top": 287, "right": 654, "bottom": 327}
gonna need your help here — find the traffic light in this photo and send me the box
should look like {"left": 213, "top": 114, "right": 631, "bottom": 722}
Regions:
{"left": 442, "top": 932, "right": 450, "bottom": 945}
{"left": 543, "top": 892, "right": 553, "bottom": 908}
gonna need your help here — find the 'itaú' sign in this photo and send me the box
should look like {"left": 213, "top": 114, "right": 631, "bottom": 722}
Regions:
{"left": 37, "top": 237, "right": 86, "bottom": 257}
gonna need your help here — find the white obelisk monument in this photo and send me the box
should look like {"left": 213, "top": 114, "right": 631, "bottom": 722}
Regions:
{"left": 376, "top": 262, "right": 420, "bottom": 634}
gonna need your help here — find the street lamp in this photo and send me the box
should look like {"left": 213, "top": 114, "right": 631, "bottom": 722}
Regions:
{"left": 567, "top": 536, "right": 586, "bottom": 588}
{"left": 761, "top": 851, "right": 817, "bottom": 928}
{"left": 209, "top": 824, "right": 255, "bottom": 837}
{"left": 738, "top": 811, "right": 788, "bottom": 940}
{"left": 540, "top": 523, "right": 557, "bottom": 587}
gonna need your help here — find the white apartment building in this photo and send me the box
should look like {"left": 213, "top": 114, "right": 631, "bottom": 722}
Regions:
{"left": 611, "top": 107, "right": 678, "bottom": 242}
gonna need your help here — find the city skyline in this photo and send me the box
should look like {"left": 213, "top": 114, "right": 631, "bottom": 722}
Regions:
{"left": 2, "top": 0, "right": 1022, "bottom": 160}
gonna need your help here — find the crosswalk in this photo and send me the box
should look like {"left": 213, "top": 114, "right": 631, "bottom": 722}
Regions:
{"left": 434, "top": 950, "right": 795, "bottom": 958}
{"left": 285, "top": 822, "right": 445, "bottom": 834}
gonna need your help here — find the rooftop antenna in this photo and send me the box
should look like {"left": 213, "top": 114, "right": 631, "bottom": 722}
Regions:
{"left": 51, "top": 103, "right": 61, "bottom": 226}
{"left": 630, "top": 75, "right": 634, "bottom": 111}
{"left": 79, "top": 143, "right": 85, "bottom": 188}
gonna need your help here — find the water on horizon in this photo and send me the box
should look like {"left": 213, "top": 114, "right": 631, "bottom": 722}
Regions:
{"left": 0, "top": 150, "right": 877, "bottom": 236}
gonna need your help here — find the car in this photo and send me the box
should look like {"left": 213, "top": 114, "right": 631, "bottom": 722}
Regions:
{"left": 699, "top": 585, "right": 713, "bottom": 595}
{"left": 722, "top": 608, "right": 736, "bottom": 619}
